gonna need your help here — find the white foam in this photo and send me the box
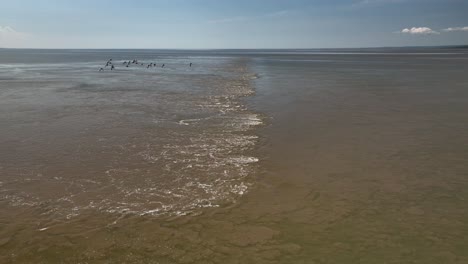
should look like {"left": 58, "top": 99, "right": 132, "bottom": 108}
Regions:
{"left": 178, "top": 120, "right": 190, "bottom": 125}
{"left": 1, "top": 60, "right": 264, "bottom": 219}
{"left": 231, "top": 182, "right": 249, "bottom": 195}
{"left": 229, "top": 156, "right": 259, "bottom": 164}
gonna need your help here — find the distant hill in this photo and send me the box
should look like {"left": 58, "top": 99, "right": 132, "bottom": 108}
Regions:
{"left": 434, "top": 45, "right": 468, "bottom": 49}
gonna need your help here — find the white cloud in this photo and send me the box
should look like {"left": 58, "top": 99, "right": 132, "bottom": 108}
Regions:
{"left": 443, "top": 26, "right": 468, "bottom": 32}
{"left": 400, "top": 27, "right": 439, "bottom": 35}
{"left": 0, "top": 26, "right": 31, "bottom": 48}
{"left": 0, "top": 26, "right": 16, "bottom": 33}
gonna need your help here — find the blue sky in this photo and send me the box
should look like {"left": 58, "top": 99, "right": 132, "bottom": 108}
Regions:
{"left": 0, "top": 0, "right": 467, "bottom": 48}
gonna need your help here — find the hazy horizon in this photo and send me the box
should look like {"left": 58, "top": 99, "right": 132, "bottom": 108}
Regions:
{"left": 1, "top": 45, "right": 467, "bottom": 50}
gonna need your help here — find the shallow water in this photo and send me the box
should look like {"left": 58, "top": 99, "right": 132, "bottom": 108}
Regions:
{"left": 1, "top": 48, "right": 468, "bottom": 263}
{"left": 0, "top": 50, "right": 264, "bottom": 220}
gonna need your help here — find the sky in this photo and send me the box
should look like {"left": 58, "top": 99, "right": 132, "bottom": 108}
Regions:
{"left": 0, "top": 0, "right": 467, "bottom": 49}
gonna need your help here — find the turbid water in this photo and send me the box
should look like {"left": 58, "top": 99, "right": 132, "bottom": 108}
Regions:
{"left": 1, "top": 48, "right": 468, "bottom": 263}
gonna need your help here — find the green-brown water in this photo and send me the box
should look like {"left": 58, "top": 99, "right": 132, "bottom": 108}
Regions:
{"left": 1, "top": 48, "right": 468, "bottom": 263}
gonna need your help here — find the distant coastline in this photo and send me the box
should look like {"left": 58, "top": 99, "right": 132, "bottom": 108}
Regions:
{"left": 0, "top": 45, "right": 467, "bottom": 51}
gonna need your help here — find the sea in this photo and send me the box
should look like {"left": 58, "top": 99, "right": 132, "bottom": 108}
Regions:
{"left": 1, "top": 48, "right": 468, "bottom": 263}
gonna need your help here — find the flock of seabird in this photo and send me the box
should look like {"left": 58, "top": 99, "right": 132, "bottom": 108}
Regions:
{"left": 99, "top": 59, "right": 192, "bottom": 72}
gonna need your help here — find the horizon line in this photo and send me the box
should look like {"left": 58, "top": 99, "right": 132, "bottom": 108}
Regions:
{"left": 1, "top": 44, "right": 467, "bottom": 51}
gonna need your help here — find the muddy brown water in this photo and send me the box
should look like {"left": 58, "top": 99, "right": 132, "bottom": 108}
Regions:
{"left": 1, "top": 49, "right": 468, "bottom": 263}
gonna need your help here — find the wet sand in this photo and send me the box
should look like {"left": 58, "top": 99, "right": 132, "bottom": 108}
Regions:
{"left": 2, "top": 49, "right": 468, "bottom": 263}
